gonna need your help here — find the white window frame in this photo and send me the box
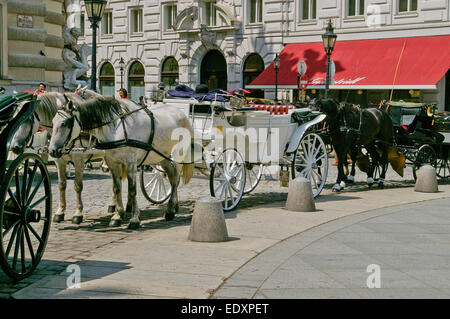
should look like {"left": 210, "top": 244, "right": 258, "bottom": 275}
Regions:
{"left": 398, "top": 0, "right": 418, "bottom": 13}
{"left": 347, "top": 0, "right": 364, "bottom": 17}
{"left": 203, "top": 0, "right": 217, "bottom": 27}
{"left": 299, "top": 0, "right": 317, "bottom": 21}
{"left": 102, "top": 11, "right": 113, "bottom": 36}
{"left": 248, "top": 0, "right": 263, "bottom": 24}
{"left": 163, "top": 3, "right": 177, "bottom": 31}
{"left": 130, "top": 7, "right": 143, "bottom": 35}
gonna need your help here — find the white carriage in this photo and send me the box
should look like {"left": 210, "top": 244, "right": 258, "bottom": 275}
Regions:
{"left": 140, "top": 95, "right": 329, "bottom": 211}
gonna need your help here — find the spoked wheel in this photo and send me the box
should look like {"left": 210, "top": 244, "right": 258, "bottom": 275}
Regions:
{"left": 243, "top": 163, "right": 263, "bottom": 194}
{"left": 291, "top": 133, "right": 328, "bottom": 198}
{"left": 436, "top": 158, "right": 450, "bottom": 179}
{"left": 140, "top": 165, "right": 172, "bottom": 204}
{"left": 210, "top": 148, "right": 246, "bottom": 211}
{"left": 0, "top": 153, "right": 52, "bottom": 281}
{"left": 436, "top": 146, "right": 449, "bottom": 179}
{"left": 412, "top": 144, "right": 437, "bottom": 181}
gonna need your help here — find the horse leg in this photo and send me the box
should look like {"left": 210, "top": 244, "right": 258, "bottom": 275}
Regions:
{"left": 347, "top": 146, "right": 358, "bottom": 184}
{"left": 126, "top": 162, "right": 140, "bottom": 230}
{"left": 53, "top": 158, "right": 67, "bottom": 222}
{"left": 333, "top": 148, "right": 347, "bottom": 192}
{"left": 366, "top": 144, "right": 380, "bottom": 188}
{"left": 71, "top": 154, "right": 84, "bottom": 224}
{"left": 160, "top": 159, "right": 180, "bottom": 221}
{"left": 377, "top": 145, "right": 389, "bottom": 189}
{"left": 105, "top": 158, "right": 125, "bottom": 227}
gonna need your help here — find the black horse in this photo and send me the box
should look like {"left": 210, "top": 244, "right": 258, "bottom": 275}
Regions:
{"left": 318, "top": 99, "right": 394, "bottom": 191}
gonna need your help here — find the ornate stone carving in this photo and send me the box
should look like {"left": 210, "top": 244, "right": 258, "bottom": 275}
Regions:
{"left": 62, "top": 26, "right": 91, "bottom": 90}
{"left": 200, "top": 24, "right": 216, "bottom": 49}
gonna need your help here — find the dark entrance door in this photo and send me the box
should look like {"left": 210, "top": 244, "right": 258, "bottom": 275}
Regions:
{"left": 200, "top": 50, "right": 227, "bottom": 91}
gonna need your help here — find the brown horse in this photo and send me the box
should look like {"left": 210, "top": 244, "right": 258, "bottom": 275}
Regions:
{"left": 318, "top": 99, "right": 394, "bottom": 191}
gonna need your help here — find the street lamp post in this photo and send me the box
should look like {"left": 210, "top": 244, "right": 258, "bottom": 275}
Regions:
{"left": 273, "top": 54, "right": 280, "bottom": 103}
{"left": 84, "top": 0, "right": 107, "bottom": 91}
{"left": 119, "top": 57, "right": 125, "bottom": 89}
{"left": 322, "top": 19, "right": 337, "bottom": 99}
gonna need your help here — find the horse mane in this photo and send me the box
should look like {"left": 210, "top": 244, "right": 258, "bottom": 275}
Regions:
{"left": 76, "top": 96, "right": 125, "bottom": 130}
{"left": 37, "top": 92, "right": 85, "bottom": 125}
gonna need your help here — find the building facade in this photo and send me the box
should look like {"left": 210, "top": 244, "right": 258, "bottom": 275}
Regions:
{"left": 77, "top": 0, "right": 449, "bottom": 109}
{"left": 0, "top": 0, "right": 66, "bottom": 93}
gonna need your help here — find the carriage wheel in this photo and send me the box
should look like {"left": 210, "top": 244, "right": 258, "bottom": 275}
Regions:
{"left": 243, "top": 163, "right": 263, "bottom": 194}
{"left": 291, "top": 133, "right": 328, "bottom": 198}
{"left": 140, "top": 165, "right": 172, "bottom": 204}
{"left": 436, "top": 158, "right": 450, "bottom": 179}
{"left": 412, "top": 144, "right": 437, "bottom": 181}
{"left": 0, "top": 153, "right": 51, "bottom": 281}
{"left": 210, "top": 148, "right": 246, "bottom": 211}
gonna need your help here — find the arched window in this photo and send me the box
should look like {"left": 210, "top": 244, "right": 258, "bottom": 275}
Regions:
{"left": 243, "top": 53, "right": 264, "bottom": 97}
{"left": 161, "top": 57, "right": 179, "bottom": 90}
{"left": 99, "top": 62, "right": 115, "bottom": 96}
{"left": 128, "top": 61, "right": 145, "bottom": 102}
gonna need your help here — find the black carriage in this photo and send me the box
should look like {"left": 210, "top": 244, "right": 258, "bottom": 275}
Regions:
{"left": 0, "top": 89, "right": 52, "bottom": 280}
{"left": 380, "top": 101, "right": 449, "bottom": 180}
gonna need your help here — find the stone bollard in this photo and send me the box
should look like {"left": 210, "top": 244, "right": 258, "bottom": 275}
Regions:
{"left": 188, "top": 197, "right": 228, "bottom": 242}
{"left": 285, "top": 176, "right": 316, "bottom": 212}
{"left": 415, "top": 165, "right": 439, "bottom": 193}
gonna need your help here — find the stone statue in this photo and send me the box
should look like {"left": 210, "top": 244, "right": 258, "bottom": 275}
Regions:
{"left": 65, "top": 0, "right": 81, "bottom": 29}
{"left": 62, "top": 26, "right": 91, "bottom": 90}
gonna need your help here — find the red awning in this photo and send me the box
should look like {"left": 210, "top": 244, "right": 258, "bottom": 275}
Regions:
{"left": 247, "top": 35, "right": 450, "bottom": 90}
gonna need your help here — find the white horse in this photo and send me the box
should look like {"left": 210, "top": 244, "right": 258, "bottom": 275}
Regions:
{"left": 10, "top": 92, "right": 104, "bottom": 224}
{"left": 48, "top": 95, "right": 195, "bottom": 229}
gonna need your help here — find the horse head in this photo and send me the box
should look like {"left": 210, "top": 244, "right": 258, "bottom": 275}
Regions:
{"left": 48, "top": 99, "right": 81, "bottom": 158}
{"left": 318, "top": 98, "right": 340, "bottom": 119}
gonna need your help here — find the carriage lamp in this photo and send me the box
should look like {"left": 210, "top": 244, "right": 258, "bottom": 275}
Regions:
{"left": 322, "top": 19, "right": 337, "bottom": 99}
{"left": 119, "top": 57, "right": 125, "bottom": 90}
{"left": 273, "top": 54, "right": 280, "bottom": 103}
{"left": 84, "top": 0, "right": 107, "bottom": 91}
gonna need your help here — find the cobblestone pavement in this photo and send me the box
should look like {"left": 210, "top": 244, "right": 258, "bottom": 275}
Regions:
{"left": 0, "top": 158, "right": 447, "bottom": 297}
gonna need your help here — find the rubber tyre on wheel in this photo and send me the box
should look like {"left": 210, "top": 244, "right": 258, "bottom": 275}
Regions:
{"left": 0, "top": 153, "right": 52, "bottom": 281}
{"left": 210, "top": 148, "right": 246, "bottom": 211}
{"left": 291, "top": 133, "right": 328, "bottom": 198}
{"left": 140, "top": 165, "right": 172, "bottom": 204}
{"left": 412, "top": 144, "right": 437, "bottom": 181}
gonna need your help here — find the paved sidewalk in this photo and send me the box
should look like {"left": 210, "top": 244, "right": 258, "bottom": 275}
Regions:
{"left": 11, "top": 184, "right": 450, "bottom": 299}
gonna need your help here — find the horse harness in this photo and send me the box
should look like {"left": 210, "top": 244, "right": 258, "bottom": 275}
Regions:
{"left": 62, "top": 104, "right": 176, "bottom": 167}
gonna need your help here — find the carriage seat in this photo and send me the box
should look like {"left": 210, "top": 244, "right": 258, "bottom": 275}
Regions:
{"left": 0, "top": 97, "right": 17, "bottom": 126}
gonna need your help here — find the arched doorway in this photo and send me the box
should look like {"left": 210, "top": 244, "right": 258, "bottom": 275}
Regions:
{"left": 161, "top": 57, "right": 179, "bottom": 90}
{"left": 243, "top": 53, "right": 264, "bottom": 98}
{"left": 99, "top": 62, "right": 115, "bottom": 96}
{"left": 200, "top": 50, "right": 227, "bottom": 91}
{"left": 128, "top": 61, "right": 145, "bottom": 102}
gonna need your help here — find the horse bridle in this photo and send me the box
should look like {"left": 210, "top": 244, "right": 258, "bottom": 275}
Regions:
{"left": 55, "top": 109, "right": 81, "bottom": 152}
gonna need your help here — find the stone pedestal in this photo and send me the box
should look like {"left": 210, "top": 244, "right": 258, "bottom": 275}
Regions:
{"left": 285, "top": 176, "right": 316, "bottom": 212}
{"left": 188, "top": 197, "right": 228, "bottom": 242}
{"left": 415, "top": 165, "right": 439, "bottom": 193}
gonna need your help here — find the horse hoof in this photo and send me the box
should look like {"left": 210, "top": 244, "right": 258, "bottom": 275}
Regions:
{"left": 164, "top": 212, "right": 175, "bottom": 221}
{"left": 72, "top": 216, "right": 83, "bottom": 224}
{"left": 332, "top": 184, "right": 341, "bottom": 192}
{"left": 53, "top": 214, "right": 65, "bottom": 223}
{"left": 109, "top": 219, "right": 122, "bottom": 227}
{"left": 126, "top": 204, "right": 132, "bottom": 213}
{"left": 128, "top": 222, "right": 140, "bottom": 230}
{"left": 107, "top": 205, "right": 116, "bottom": 213}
